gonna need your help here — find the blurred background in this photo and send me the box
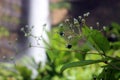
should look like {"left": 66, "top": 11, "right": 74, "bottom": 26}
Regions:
{"left": 0, "top": 0, "right": 29, "bottom": 61}
{"left": 0, "top": 0, "right": 120, "bottom": 80}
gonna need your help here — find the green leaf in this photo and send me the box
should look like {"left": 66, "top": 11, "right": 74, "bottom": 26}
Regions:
{"left": 75, "top": 53, "right": 86, "bottom": 60}
{"left": 111, "top": 22, "right": 120, "bottom": 30}
{"left": 82, "top": 26, "right": 110, "bottom": 53}
{"left": 98, "top": 60, "right": 120, "bottom": 80}
{"left": 90, "top": 30, "right": 110, "bottom": 52}
{"left": 61, "top": 59, "right": 107, "bottom": 72}
{"left": 82, "top": 25, "right": 91, "bottom": 37}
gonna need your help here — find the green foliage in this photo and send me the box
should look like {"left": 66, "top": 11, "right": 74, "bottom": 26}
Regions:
{"left": 49, "top": 16, "right": 120, "bottom": 80}
{"left": 0, "top": 64, "right": 23, "bottom": 80}
{"left": 61, "top": 59, "right": 109, "bottom": 72}
{"left": 34, "top": 25, "right": 102, "bottom": 79}
{"left": 15, "top": 65, "right": 32, "bottom": 80}
{"left": 0, "top": 26, "right": 9, "bottom": 37}
{"left": 50, "top": 1, "right": 71, "bottom": 10}
{"left": 107, "top": 22, "right": 120, "bottom": 50}
{"left": 0, "top": 13, "right": 120, "bottom": 80}
{"left": 111, "top": 22, "right": 120, "bottom": 37}
{"left": 98, "top": 60, "right": 120, "bottom": 80}
{"left": 82, "top": 26, "right": 110, "bottom": 53}
{"left": 0, "top": 63, "right": 33, "bottom": 80}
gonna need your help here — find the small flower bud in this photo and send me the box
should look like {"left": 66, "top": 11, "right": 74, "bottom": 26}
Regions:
{"left": 86, "top": 12, "right": 90, "bottom": 16}
{"left": 59, "top": 23, "right": 63, "bottom": 28}
{"left": 24, "top": 33, "right": 28, "bottom": 37}
{"left": 111, "top": 33, "right": 116, "bottom": 39}
{"left": 78, "top": 16, "right": 82, "bottom": 19}
{"left": 83, "top": 12, "right": 90, "bottom": 17}
{"left": 103, "top": 26, "right": 106, "bottom": 30}
{"left": 100, "top": 78, "right": 103, "bottom": 80}
{"left": 59, "top": 32, "right": 64, "bottom": 36}
{"left": 74, "top": 18, "right": 79, "bottom": 25}
{"left": 93, "top": 76, "right": 97, "bottom": 80}
{"left": 96, "top": 22, "right": 100, "bottom": 27}
{"left": 83, "top": 13, "right": 87, "bottom": 17}
{"left": 104, "top": 61, "right": 108, "bottom": 64}
{"left": 66, "top": 44, "right": 72, "bottom": 49}
{"left": 90, "top": 26, "right": 93, "bottom": 30}
{"left": 81, "top": 19, "right": 86, "bottom": 24}
{"left": 65, "top": 19, "right": 69, "bottom": 23}
{"left": 68, "top": 35, "right": 72, "bottom": 40}
{"left": 69, "top": 24, "right": 72, "bottom": 28}
{"left": 20, "top": 27, "right": 24, "bottom": 31}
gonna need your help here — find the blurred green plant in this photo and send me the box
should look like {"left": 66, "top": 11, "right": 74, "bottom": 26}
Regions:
{"left": 50, "top": 1, "right": 71, "bottom": 10}
{"left": 0, "top": 63, "right": 23, "bottom": 80}
{"left": 52, "top": 13, "right": 120, "bottom": 80}
{"left": 0, "top": 13, "right": 120, "bottom": 80}
{"left": 106, "top": 22, "right": 120, "bottom": 50}
{"left": 35, "top": 27, "right": 102, "bottom": 80}
{"left": 0, "top": 26, "right": 9, "bottom": 38}
{"left": 35, "top": 18, "right": 120, "bottom": 80}
{"left": 0, "top": 62, "right": 33, "bottom": 80}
